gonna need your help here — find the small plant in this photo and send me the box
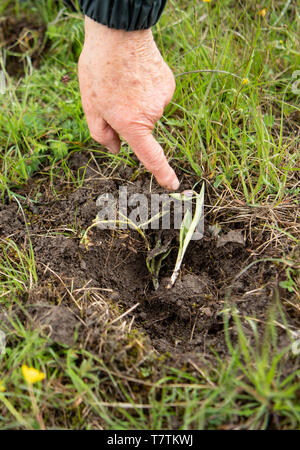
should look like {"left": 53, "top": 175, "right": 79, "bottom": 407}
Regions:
{"left": 167, "top": 183, "right": 205, "bottom": 289}
{"left": 279, "top": 263, "right": 300, "bottom": 295}
{"left": 146, "top": 238, "right": 172, "bottom": 290}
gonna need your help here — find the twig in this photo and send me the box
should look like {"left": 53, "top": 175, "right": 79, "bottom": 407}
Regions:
{"left": 175, "top": 69, "right": 242, "bottom": 79}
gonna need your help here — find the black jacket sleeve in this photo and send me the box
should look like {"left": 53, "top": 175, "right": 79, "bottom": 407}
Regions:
{"left": 64, "top": 0, "right": 167, "bottom": 31}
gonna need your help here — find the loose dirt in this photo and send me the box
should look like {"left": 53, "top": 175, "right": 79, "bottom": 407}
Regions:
{"left": 1, "top": 152, "right": 298, "bottom": 360}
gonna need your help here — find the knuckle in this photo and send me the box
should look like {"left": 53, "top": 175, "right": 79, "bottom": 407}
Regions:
{"left": 168, "top": 72, "right": 176, "bottom": 92}
{"left": 119, "top": 117, "right": 153, "bottom": 138}
{"left": 112, "top": 117, "right": 129, "bottom": 132}
{"left": 165, "top": 81, "right": 176, "bottom": 105}
{"left": 143, "top": 148, "right": 165, "bottom": 172}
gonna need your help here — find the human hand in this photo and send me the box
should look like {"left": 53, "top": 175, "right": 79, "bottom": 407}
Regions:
{"left": 78, "top": 17, "right": 179, "bottom": 191}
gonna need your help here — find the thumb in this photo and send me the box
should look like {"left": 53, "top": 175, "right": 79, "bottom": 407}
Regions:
{"left": 89, "top": 116, "right": 121, "bottom": 154}
{"left": 126, "top": 132, "right": 180, "bottom": 191}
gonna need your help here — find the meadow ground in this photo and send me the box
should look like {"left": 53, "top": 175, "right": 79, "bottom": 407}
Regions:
{"left": 0, "top": 0, "right": 299, "bottom": 430}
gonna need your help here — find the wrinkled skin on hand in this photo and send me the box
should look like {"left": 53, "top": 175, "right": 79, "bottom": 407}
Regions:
{"left": 78, "top": 17, "right": 179, "bottom": 191}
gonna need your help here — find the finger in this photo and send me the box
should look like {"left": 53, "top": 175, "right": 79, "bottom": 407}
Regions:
{"left": 126, "top": 132, "right": 180, "bottom": 191}
{"left": 88, "top": 116, "right": 121, "bottom": 154}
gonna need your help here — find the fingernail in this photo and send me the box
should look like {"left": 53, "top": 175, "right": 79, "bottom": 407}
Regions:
{"left": 107, "top": 145, "right": 118, "bottom": 154}
{"left": 170, "top": 178, "right": 180, "bottom": 191}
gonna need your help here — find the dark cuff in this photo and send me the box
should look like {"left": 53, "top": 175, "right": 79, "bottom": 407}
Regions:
{"left": 78, "top": 0, "right": 167, "bottom": 31}
{"left": 63, "top": 0, "right": 77, "bottom": 11}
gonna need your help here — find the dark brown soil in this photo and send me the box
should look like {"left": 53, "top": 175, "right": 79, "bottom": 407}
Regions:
{"left": 0, "top": 16, "right": 46, "bottom": 76}
{"left": 0, "top": 152, "right": 299, "bottom": 361}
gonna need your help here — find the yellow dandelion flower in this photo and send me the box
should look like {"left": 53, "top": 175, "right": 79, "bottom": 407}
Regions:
{"left": 258, "top": 8, "right": 267, "bottom": 17}
{"left": 242, "top": 78, "right": 249, "bottom": 85}
{"left": 21, "top": 365, "right": 45, "bottom": 384}
{"left": 0, "top": 380, "right": 5, "bottom": 392}
{"left": 202, "top": 0, "right": 211, "bottom": 2}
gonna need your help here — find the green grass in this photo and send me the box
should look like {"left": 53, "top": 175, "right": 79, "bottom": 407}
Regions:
{"left": 1, "top": 296, "right": 299, "bottom": 430}
{"left": 0, "top": 0, "right": 299, "bottom": 429}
